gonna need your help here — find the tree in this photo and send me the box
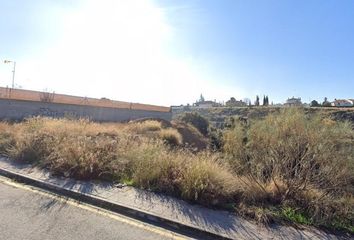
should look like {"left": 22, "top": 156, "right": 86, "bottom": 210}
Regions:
{"left": 310, "top": 100, "right": 320, "bottom": 107}
{"left": 263, "top": 95, "right": 269, "bottom": 106}
{"left": 199, "top": 94, "right": 205, "bottom": 103}
{"left": 255, "top": 95, "right": 260, "bottom": 106}
{"left": 322, "top": 97, "right": 331, "bottom": 107}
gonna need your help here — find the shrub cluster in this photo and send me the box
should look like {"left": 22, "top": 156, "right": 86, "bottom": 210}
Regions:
{"left": 223, "top": 108, "right": 354, "bottom": 229}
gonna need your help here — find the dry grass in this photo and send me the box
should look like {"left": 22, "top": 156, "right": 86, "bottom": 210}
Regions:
{"left": 223, "top": 108, "right": 354, "bottom": 229}
{"left": 0, "top": 122, "right": 15, "bottom": 154}
{"left": 0, "top": 117, "right": 238, "bottom": 205}
{"left": 180, "top": 152, "right": 240, "bottom": 205}
{"left": 0, "top": 112, "right": 352, "bottom": 233}
{"left": 172, "top": 120, "right": 209, "bottom": 151}
{"left": 159, "top": 128, "right": 182, "bottom": 146}
{"left": 125, "top": 120, "right": 162, "bottom": 134}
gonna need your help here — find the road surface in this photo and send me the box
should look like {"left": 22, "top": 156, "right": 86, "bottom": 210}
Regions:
{"left": 0, "top": 177, "right": 188, "bottom": 240}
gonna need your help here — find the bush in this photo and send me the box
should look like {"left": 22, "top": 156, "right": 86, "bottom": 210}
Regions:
{"left": 208, "top": 126, "right": 223, "bottom": 151}
{"left": 44, "top": 135, "right": 121, "bottom": 179}
{"left": 223, "top": 108, "right": 354, "bottom": 227}
{"left": 0, "top": 122, "right": 15, "bottom": 154}
{"left": 125, "top": 140, "right": 183, "bottom": 194}
{"left": 179, "top": 112, "right": 209, "bottom": 136}
{"left": 225, "top": 108, "right": 354, "bottom": 193}
{"left": 6, "top": 132, "right": 53, "bottom": 164}
{"left": 180, "top": 152, "right": 239, "bottom": 205}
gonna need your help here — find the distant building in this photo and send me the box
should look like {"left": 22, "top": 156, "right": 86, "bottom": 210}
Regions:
{"left": 272, "top": 103, "right": 284, "bottom": 107}
{"left": 194, "top": 100, "right": 218, "bottom": 108}
{"left": 302, "top": 103, "right": 310, "bottom": 108}
{"left": 331, "top": 99, "right": 353, "bottom": 107}
{"left": 171, "top": 105, "right": 184, "bottom": 111}
{"left": 171, "top": 104, "right": 193, "bottom": 113}
{"left": 285, "top": 97, "right": 302, "bottom": 107}
{"left": 225, "top": 97, "right": 247, "bottom": 107}
{"left": 322, "top": 97, "right": 332, "bottom": 107}
{"left": 193, "top": 94, "right": 221, "bottom": 108}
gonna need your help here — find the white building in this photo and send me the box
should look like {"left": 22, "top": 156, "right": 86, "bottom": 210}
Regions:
{"left": 195, "top": 100, "right": 215, "bottom": 108}
{"left": 331, "top": 99, "right": 353, "bottom": 107}
{"left": 285, "top": 97, "right": 302, "bottom": 107}
{"left": 225, "top": 97, "right": 247, "bottom": 107}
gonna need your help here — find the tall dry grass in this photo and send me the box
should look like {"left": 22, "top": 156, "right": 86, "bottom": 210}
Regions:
{"left": 223, "top": 108, "right": 354, "bottom": 228}
{"left": 0, "top": 117, "right": 238, "bottom": 205}
{"left": 124, "top": 120, "right": 162, "bottom": 134}
{"left": 0, "top": 122, "right": 15, "bottom": 154}
{"left": 0, "top": 112, "right": 352, "bottom": 232}
{"left": 159, "top": 128, "right": 182, "bottom": 146}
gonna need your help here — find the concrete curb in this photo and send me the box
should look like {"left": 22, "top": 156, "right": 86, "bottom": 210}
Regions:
{"left": 0, "top": 166, "right": 232, "bottom": 240}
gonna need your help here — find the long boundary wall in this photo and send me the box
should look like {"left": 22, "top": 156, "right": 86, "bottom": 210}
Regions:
{"left": 0, "top": 99, "right": 172, "bottom": 122}
{"left": 0, "top": 87, "right": 170, "bottom": 112}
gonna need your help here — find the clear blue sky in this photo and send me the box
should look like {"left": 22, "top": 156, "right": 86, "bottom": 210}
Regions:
{"left": 1, "top": 0, "right": 353, "bottom": 106}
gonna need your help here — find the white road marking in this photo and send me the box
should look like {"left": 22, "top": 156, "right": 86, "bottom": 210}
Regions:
{"left": 0, "top": 176, "right": 190, "bottom": 240}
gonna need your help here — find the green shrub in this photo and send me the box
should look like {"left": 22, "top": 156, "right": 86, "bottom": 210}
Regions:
{"left": 281, "top": 207, "right": 313, "bottom": 225}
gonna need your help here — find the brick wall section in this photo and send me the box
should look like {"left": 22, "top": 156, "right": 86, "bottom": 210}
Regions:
{"left": 0, "top": 87, "right": 170, "bottom": 112}
{"left": 0, "top": 99, "right": 172, "bottom": 122}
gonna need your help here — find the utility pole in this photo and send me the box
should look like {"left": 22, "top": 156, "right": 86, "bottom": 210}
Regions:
{"left": 12, "top": 61, "right": 16, "bottom": 88}
{"left": 4, "top": 60, "right": 16, "bottom": 88}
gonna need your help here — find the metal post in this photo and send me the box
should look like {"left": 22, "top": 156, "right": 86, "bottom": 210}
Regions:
{"left": 12, "top": 61, "right": 16, "bottom": 88}
{"left": 3, "top": 60, "right": 16, "bottom": 88}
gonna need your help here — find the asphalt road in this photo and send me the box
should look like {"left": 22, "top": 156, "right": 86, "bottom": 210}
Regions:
{"left": 0, "top": 178, "right": 188, "bottom": 240}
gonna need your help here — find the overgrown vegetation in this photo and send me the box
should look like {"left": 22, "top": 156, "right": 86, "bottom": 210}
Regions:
{"left": 0, "top": 109, "right": 353, "bottom": 234}
{"left": 0, "top": 117, "right": 238, "bottom": 206}
{"left": 159, "top": 128, "right": 182, "bottom": 146}
{"left": 223, "top": 108, "right": 354, "bottom": 232}
{"left": 179, "top": 112, "right": 209, "bottom": 136}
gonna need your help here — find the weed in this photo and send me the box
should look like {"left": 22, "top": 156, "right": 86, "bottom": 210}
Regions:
{"left": 159, "top": 128, "right": 182, "bottom": 146}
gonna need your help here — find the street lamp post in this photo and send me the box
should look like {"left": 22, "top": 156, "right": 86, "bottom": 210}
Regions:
{"left": 4, "top": 60, "right": 16, "bottom": 88}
